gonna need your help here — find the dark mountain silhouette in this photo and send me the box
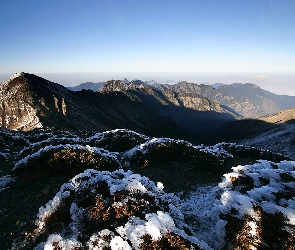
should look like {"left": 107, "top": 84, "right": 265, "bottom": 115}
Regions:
{"left": 0, "top": 72, "right": 183, "bottom": 138}
{"left": 3, "top": 72, "right": 293, "bottom": 140}
{"left": 100, "top": 80, "right": 239, "bottom": 133}
{"left": 154, "top": 81, "right": 295, "bottom": 118}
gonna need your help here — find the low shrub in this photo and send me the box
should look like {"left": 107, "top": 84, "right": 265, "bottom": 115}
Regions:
{"left": 28, "top": 169, "right": 205, "bottom": 249}
{"left": 86, "top": 129, "right": 150, "bottom": 152}
{"left": 13, "top": 145, "right": 120, "bottom": 179}
{"left": 123, "top": 138, "right": 222, "bottom": 173}
{"left": 212, "top": 160, "right": 295, "bottom": 249}
{"left": 20, "top": 137, "right": 84, "bottom": 157}
{"left": 221, "top": 143, "right": 292, "bottom": 162}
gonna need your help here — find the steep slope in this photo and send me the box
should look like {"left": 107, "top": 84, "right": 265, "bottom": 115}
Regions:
{"left": 0, "top": 72, "right": 74, "bottom": 130}
{"left": 0, "top": 73, "right": 183, "bottom": 137}
{"left": 100, "top": 80, "right": 239, "bottom": 133}
{"left": 160, "top": 81, "right": 295, "bottom": 118}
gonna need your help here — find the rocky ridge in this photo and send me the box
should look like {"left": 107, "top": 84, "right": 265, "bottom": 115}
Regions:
{"left": 0, "top": 73, "right": 183, "bottom": 138}
{"left": 69, "top": 79, "right": 295, "bottom": 119}
{"left": 159, "top": 81, "right": 295, "bottom": 118}
{"left": 100, "top": 80, "right": 238, "bottom": 133}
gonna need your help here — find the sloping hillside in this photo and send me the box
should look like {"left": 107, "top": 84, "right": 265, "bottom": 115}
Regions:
{"left": 0, "top": 128, "right": 293, "bottom": 249}
{"left": 259, "top": 108, "right": 295, "bottom": 124}
{"left": 209, "top": 108, "right": 295, "bottom": 159}
{"left": 239, "top": 108, "right": 295, "bottom": 158}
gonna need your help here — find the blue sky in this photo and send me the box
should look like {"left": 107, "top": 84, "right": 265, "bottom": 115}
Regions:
{"left": 0, "top": 0, "right": 295, "bottom": 94}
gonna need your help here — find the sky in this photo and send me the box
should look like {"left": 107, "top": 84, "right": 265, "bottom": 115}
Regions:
{"left": 0, "top": 0, "right": 295, "bottom": 94}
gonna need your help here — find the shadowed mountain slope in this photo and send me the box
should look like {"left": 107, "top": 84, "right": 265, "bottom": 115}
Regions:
{"left": 0, "top": 73, "right": 183, "bottom": 138}
{"left": 219, "top": 107, "right": 295, "bottom": 137}
{"left": 100, "top": 80, "right": 239, "bottom": 133}
{"left": 239, "top": 108, "right": 295, "bottom": 158}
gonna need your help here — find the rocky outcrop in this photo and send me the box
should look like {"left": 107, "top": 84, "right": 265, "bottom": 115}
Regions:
{"left": 159, "top": 81, "right": 295, "bottom": 118}
{"left": 0, "top": 72, "right": 42, "bottom": 130}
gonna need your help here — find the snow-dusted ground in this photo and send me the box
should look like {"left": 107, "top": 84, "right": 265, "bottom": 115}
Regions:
{"left": 0, "top": 175, "right": 14, "bottom": 192}
{"left": 31, "top": 159, "right": 295, "bottom": 249}
{"left": 1, "top": 128, "right": 294, "bottom": 249}
{"left": 34, "top": 169, "right": 212, "bottom": 249}
{"left": 240, "top": 123, "right": 295, "bottom": 159}
{"left": 180, "top": 185, "right": 219, "bottom": 248}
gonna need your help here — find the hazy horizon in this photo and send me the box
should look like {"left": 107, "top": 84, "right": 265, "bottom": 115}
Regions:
{"left": 1, "top": 71, "right": 295, "bottom": 96}
{"left": 1, "top": 1, "right": 294, "bottom": 95}
{"left": 1, "top": 1, "right": 294, "bottom": 73}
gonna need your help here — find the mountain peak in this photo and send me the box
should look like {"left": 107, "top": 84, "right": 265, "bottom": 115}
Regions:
{"left": 14, "top": 71, "right": 25, "bottom": 77}
{"left": 0, "top": 72, "right": 24, "bottom": 88}
{"left": 0, "top": 72, "right": 73, "bottom": 130}
{"left": 101, "top": 79, "right": 148, "bottom": 92}
{"left": 122, "top": 78, "right": 129, "bottom": 84}
{"left": 101, "top": 80, "right": 127, "bottom": 92}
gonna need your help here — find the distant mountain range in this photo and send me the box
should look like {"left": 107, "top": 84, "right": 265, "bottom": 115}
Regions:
{"left": 67, "top": 81, "right": 106, "bottom": 92}
{"left": 147, "top": 81, "right": 295, "bottom": 118}
{"left": 1, "top": 72, "right": 295, "bottom": 142}
{"left": 70, "top": 79, "right": 295, "bottom": 119}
